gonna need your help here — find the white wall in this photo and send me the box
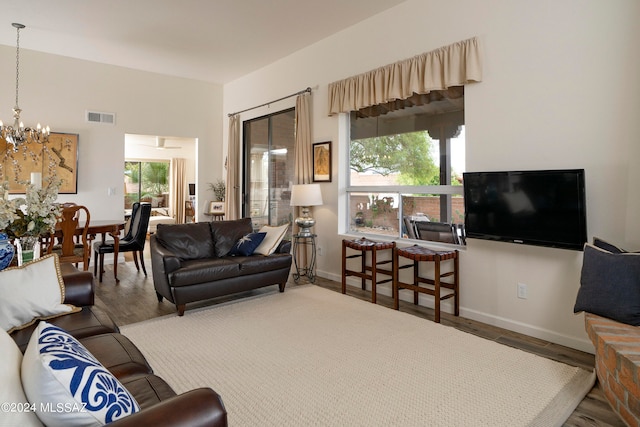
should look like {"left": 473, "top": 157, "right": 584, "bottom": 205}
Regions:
{"left": 0, "top": 47, "right": 223, "bottom": 221}
{"left": 224, "top": 0, "right": 640, "bottom": 352}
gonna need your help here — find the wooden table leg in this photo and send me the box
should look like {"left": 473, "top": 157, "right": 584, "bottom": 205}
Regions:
{"left": 360, "top": 249, "right": 366, "bottom": 290}
{"left": 371, "top": 247, "right": 377, "bottom": 304}
{"left": 434, "top": 255, "right": 441, "bottom": 323}
{"left": 341, "top": 241, "right": 347, "bottom": 294}
{"left": 110, "top": 227, "right": 120, "bottom": 282}
{"left": 393, "top": 248, "right": 399, "bottom": 310}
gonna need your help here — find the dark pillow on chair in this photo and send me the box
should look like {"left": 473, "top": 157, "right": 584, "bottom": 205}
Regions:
{"left": 228, "top": 233, "right": 266, "bottom": 257}
{"left": 574, "top": 244, "right": 640, "bottom": 326}
{"left": 592, "top": 237, "right": 626, "bottom": 254}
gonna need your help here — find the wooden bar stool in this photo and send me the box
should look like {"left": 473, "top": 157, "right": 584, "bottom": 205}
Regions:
{"left": 341, "top": 238, "right": 395, "bottom": 304}
{"left": 393, "top": 245, "right": 459, "bottom": 323}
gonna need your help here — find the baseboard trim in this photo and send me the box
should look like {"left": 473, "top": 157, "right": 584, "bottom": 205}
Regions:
{"left": 316, "top": 269, "right": 594, "bottom": 354}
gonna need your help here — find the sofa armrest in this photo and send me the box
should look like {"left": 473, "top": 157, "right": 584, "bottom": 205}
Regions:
{"left": 150, "top": 235, "right": 182, "bottom": 274}
{"left": 150, "top": 234, "right": 181, "bottom": 303}
{"left": 276, "top": 239, "right": 291, "bottom": 254}
{"left": 108, "top": 388, "right": 227, "bottom": 427}
{"left": 60, "top": 263, "right": 94, "bottom": 306}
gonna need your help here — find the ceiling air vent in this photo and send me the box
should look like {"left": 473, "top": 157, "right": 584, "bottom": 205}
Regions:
{"left": 86, "top": 110, "right": 115, "bottom": 125}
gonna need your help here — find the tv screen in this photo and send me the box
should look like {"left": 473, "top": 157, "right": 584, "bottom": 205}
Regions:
{"left": 463, "top": 169, "right": 587, "bottom": 250}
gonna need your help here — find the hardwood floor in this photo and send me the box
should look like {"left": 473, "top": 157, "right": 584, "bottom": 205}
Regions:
{"left": 93, "top": 252, "right": 624, "bottom": 427}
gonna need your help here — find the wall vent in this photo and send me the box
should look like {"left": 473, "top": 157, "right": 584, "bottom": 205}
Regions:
{"left": 86, "top": 110, "right": 116, "bottom": 124}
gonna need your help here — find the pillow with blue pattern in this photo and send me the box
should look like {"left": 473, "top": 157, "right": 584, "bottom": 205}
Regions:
{"left": 21, "top": 321, "right": 140, "bottom": 426}
{"left": 229, "top": 232, "right": 267, "bottom": 257}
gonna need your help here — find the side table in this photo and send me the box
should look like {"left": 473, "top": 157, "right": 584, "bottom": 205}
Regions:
{"left": 292, "top": 233, "right": 317, "bottom": 283}
{"left": 204, "top": 213, "right": 225, "bottom": 221}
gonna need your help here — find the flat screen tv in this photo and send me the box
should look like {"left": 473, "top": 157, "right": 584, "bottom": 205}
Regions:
{"left": 462, "top": 169, "right": 587, "bottom": 250}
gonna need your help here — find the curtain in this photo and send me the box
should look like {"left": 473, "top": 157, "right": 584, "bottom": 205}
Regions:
{"left": 226, "top": 114, "right": 240, "bottom": 219}
{"left": 328, "top": 37, "right": 482, "bottom": 115}
{"left": 170, "top": 158, "right": 186, "bottom": 224}
{"left": 294, "top": 92, "right": 313, "bottom": 184}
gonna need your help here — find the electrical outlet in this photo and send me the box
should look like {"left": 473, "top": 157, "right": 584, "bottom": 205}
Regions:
{"left": 517, "top": 283, "right": 528, "bottom": 299}
{"left": 317, "top": 246, "right": 323, "bottom": 256}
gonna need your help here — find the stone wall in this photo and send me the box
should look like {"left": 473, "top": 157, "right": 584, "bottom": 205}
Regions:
{"left": 585, "top": 313, "right": 640, "bottom": 427}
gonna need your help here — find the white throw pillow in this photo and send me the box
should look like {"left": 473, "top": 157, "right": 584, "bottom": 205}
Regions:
{"left": 253, "top": 224, "right": 289, "bottom": 256}
{"left": 0, "top": 328, "right": 42, "bottom": 426}
{"left": 0, "top": 254, "right": 80, "bottom": 333}
{"left": 21, "top": 321, "right": 140, "bottom": 427}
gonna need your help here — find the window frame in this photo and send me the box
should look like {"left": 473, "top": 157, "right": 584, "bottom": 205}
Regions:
{"left": 344, "top": 109, "right": 465, "bottom": 246}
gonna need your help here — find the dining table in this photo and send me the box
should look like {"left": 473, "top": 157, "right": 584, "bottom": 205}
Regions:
{"left": 51, "top": 219, "right": 125, "bottom": 281}
{"left": 86, "top": 219, "right": 126, "bottom": 281}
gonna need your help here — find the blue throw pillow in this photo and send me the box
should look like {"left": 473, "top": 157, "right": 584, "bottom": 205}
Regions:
{"left": 229, "top": 232, "right": 266, "bottom": 256}
{"left": 574, "top": 244, "right": 640, "bottom": 326}
{"left": 21, "top": 321, "right": 140, "bottom": 426}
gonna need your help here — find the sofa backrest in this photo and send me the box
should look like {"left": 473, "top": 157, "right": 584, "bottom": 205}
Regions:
{"left": 156, "top": 222, "right": 214, "bottom": 260}
{"left": 209, "top": 218, "right": 253, "bottom": 257}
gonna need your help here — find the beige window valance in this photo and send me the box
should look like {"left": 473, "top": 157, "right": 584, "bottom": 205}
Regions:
{"left": 328, "top": 37, "right": 482, "bottom": 116}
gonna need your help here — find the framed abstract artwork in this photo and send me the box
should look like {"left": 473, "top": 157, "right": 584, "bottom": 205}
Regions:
{"left": 312, "top": 141, "right": 331, "bottom": 182}
{"left": 208, "top": 201, "right": 225, "bottom": 214}
{"left": 1, "top": 132, "right": 78, "bottom": 194}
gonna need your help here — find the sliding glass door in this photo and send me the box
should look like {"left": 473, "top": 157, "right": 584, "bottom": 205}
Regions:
{"left": 243, "top": 108, "right": 295, "bottom": 233}
{"left": 124, "top": 161, "right": 170, "bottom": 210}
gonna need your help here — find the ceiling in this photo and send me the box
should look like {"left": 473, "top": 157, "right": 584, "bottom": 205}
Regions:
{"left": 1, "top": 0, "right": 406, "bottom": 85}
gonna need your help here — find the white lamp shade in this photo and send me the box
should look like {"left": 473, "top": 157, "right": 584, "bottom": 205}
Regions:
{"left": 290, "top": 184, "right": 323, "bottom": 207}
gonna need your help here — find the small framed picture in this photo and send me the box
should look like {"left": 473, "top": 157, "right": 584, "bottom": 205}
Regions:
{"left": 312, "top": 141, "right": 331, "bottom": 182}
{"left": 208, "top": 201, "right": 225, "bottom": 214}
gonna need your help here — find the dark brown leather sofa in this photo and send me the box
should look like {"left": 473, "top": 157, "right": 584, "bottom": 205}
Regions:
{"left": 150, "top": 218, "right": 292, "bottom": 316}
{"left": 10, "top": 263, "right": 228, "bottom": 427}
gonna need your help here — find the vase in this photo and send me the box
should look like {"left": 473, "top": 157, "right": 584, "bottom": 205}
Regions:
{"left": 18, "top": 235, "right": 39, "bottom": 266}
{"left": 0, "top": 232, "right": 15, "bottom": 270}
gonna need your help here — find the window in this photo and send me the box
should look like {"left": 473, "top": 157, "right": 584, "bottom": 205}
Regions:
{"left": 124, "top": 161, "right": 170, "bottom": 209}
{"left": 243, "top": 109, "right": 295, "bottom": 236}
{"left": 347, "top": 89, "right": 466, "bottom": 245}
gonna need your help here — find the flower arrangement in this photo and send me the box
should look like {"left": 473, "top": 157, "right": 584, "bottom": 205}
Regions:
{"left": 1, "top": 177, "right": 63, "bottom": 239}
{"left": 207, "top": 179, "right": 226, "bottom": 201}
{"left": 0, "top": 182, "right": 18, "bottom": 230}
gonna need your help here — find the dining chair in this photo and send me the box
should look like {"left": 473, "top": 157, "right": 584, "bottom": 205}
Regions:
{"left": 93, "top": 202, "right": 151, "bottom": 283}
{"left": 48, "top": 204, "right": 91, "bottom": 270}
{"left": 415, "top": 221, "right": 460, "bottom": 245}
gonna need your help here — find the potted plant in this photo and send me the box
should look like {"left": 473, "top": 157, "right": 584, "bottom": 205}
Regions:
{"left": 208, "top": 179, "right": 226, "bottom": 201}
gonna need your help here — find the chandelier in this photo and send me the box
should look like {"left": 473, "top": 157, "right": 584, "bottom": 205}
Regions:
{"left": 0, "top": 23, "right": 49, "bottom": 150}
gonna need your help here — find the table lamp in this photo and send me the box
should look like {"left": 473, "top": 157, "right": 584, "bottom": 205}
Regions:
{"left": 290, "top": 183, "right": 323, "bottom": 237}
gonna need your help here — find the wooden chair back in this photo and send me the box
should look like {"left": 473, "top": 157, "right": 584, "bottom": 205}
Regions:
{"left": 48, "top": 204, "right": 91, "bottom": 270}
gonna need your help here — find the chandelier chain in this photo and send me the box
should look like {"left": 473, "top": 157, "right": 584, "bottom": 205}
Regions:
{"left": 14, "top": 26, "right": 20, "bottom": 109}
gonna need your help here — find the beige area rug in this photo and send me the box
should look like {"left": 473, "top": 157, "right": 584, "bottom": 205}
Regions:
{"left": 121, "top": 285, "right": 595, "bottom": 427}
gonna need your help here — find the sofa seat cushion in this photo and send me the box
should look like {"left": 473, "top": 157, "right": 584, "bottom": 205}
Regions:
{"left": 228, "top": 254, "right": 292, "bottom": 275}
{"left": 12, "top": 306, "right": 119, "bottom": 353}
{"left": 169, "top": 259, "right": 240, "bottom": 287}
{"left": 79, "top": 333, "right": 153, "bottom": 380}
{"left": 120, "top": 374, "right": 177, "bottom": 410}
